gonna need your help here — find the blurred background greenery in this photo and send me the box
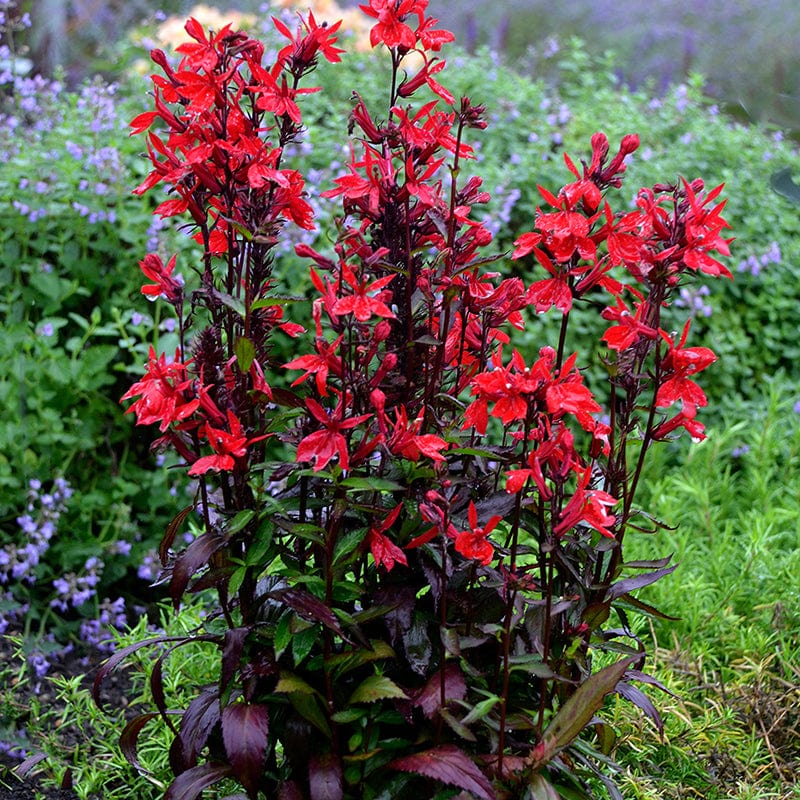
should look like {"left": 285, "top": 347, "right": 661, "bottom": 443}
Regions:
{"left": 10, "top": 0, "right": 800, "bottom": 130}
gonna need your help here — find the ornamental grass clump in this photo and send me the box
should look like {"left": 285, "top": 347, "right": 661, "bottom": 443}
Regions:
{"left": 101, "top": 2, "right": 733, "bottom": 798}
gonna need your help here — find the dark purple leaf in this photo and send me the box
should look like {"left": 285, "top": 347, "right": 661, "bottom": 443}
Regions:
{"left": 270, "top": 587, "right": 350, "bottom": 642}
{"left": 604, "top": 564, "right": 677, "bottom": 601}
{"left": 120, "top": 712, "right": 161, "bottom": 771}
{"left": 221, "top": 627, "right": 250, "bottom": 693}
{"left": 616, "top": 593, "right": 680, "bottom": 621}
{"left": 164, "top": 763, "right": 233, "bottom": 800}
{"left": 278, "top": 782, "right": 305, "bottom": 800}
{"left": 625, "top": 669, "right": 678, "bottom": 698}
{"left": 170, "top": 530, "right": 227, "bottom": 609}
{"left": 159, "top": 505, "right": 196, "bottom": 566}
{"left": 222, "top": 702, "right": 269, "bottom": 795}
{"left": 374, "top": 586, "right": 415, "bottom": 647}
{"left": 473, "top": 491, "right": 517, "bottom": 522}
{"left": 390, "top": 745, "right": 496, "bottom": 800}
{"left": 174, "top": 687, "right": 222, "bottom": 772}
{"left": 615, "top": 682, "right": 663, "bottom": 735}
{"left": 413, "top": 662, "right": 467, "bottom": 719}
{"left": 309, "top": 752, "right": 343, "bottom": 800}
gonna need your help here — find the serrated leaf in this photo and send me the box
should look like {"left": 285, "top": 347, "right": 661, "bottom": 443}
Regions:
{"left": 222, "top": 702, "right": 269, "bottom": 794}
{"left": 275, "top": 671, "right": 321, "bottom": 696}
{"left": 390, "top": 745, "right": 495, "bottom": 800}
{"left": 349, "top": 675, "right": 408, "bottom": 704}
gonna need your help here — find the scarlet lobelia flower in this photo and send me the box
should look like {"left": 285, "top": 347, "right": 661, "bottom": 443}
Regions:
{"left": 296, "top": 397, "right": 372, "bottom": 472}
{"left": 454, "top": 501, "right": 501, "bottom": 566}
{"left": 553, "top": 466, "right": 618, "bottom": 539}
{"left": 368, "top": 504, "right": 408, "bottom": 572}
{"left": 138, "top": 253, "right": 183, "bottom": 304}
{"left": 121, "top": 347, "right": 199, "bottom": 433}
{"left": 189, "top": 410, "right": 267, "bottom": 476}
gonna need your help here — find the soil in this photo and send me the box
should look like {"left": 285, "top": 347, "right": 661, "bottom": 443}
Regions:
{"left": 0, "top": 631, "right": 134, "bottom": 800}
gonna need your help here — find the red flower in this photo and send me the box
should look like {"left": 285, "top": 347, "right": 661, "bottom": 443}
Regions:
{"left": 368, "top": 504, "right": 408, "bottom": 571}
{"left": 600, "top": 295, "right": 658, "bottom": 351}
{"left": 385, "top": 405, "right": 448, "bottom": 463}
{"left": 554, "top": 466, "right": 617, "bottom": 538}
{"left": 454, "top": 502, "right": 501, "bottom": 565}
{"left": 139, "top": 253, "right": 183, "bottom": 304}
{"left": 360, "top": 0, "right": 419, "bottom": 50}
{"left": 272, "top": 10, "right": 346, "bottom": 68}
{"left": 656, "top": 320, "right": 716, "bottom": 416}
{"left": 121, "top": 347, "right": 198, "bottom": 432}
{"left": 189, "top": 410, "right": 266, "bottom": 476}
{"left": 283, "top": 335, "right": 343, "bottom": 396}
{"left": 332, "top": 264, "right": 396, "bottom": 322}
{"left": 545, "top": 353, "right": 601, "bottom": 432}
{"left": 296, "top": 397, "right": 371, "bottom": 472}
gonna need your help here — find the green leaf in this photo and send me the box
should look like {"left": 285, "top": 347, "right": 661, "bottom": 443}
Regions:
{"left": 349, "top": 675, "right": 408, "bottom": 705}
{"left": 234, "top": 336, "right": 256, "bottom": 373}
{"left": 331, "top": 708, "right": 367, "bottom": 724}
{"left": 275, "top": 671, "right": 321, "bottom": 696}
{"left": 274, "top": 614, "right": 292, "bottom": 660}
{"left": 326, "top": 640, "right": 396, "bottom": 679}
{"left": 459, "top": 696, "right": 502, "bottom": 727}
{"left": 287, "top": 692, "right": 331, "bottom": 738}
{"left": 292, "top": 625, "right": 318, "bottom": 667}
{"left": 228, "top": 566, "right": 246, "bottom": 597}
{"left": 227, "top": 509, "right": 256, "bottom": 536}
{"left": 340, "top": 476, "right": 404, "bottom": 492}
{"left": 246, "top": 520, "right": 274, "bottom": 566}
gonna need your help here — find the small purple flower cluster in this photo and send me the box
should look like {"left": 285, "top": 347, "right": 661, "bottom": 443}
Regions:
{"left": 736, "top": 241, "right": 782, "bottom": 277}
{"left": 675, "top": 284, "right": 712, "bottom": 318}
{"left": 0, "top": 477, "right": 72, "bottom": 589}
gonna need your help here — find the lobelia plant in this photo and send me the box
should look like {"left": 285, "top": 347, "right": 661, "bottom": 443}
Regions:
{"left": 98, "top": 2, "right": 733, "bottom": 798}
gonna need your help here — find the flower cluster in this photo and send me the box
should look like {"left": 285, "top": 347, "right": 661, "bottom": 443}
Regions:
{"left": 0, "top": 477, "right": 72, "bottom": 589}
{"left": 117, "top": 4, "right": 731, "bottom": 798}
